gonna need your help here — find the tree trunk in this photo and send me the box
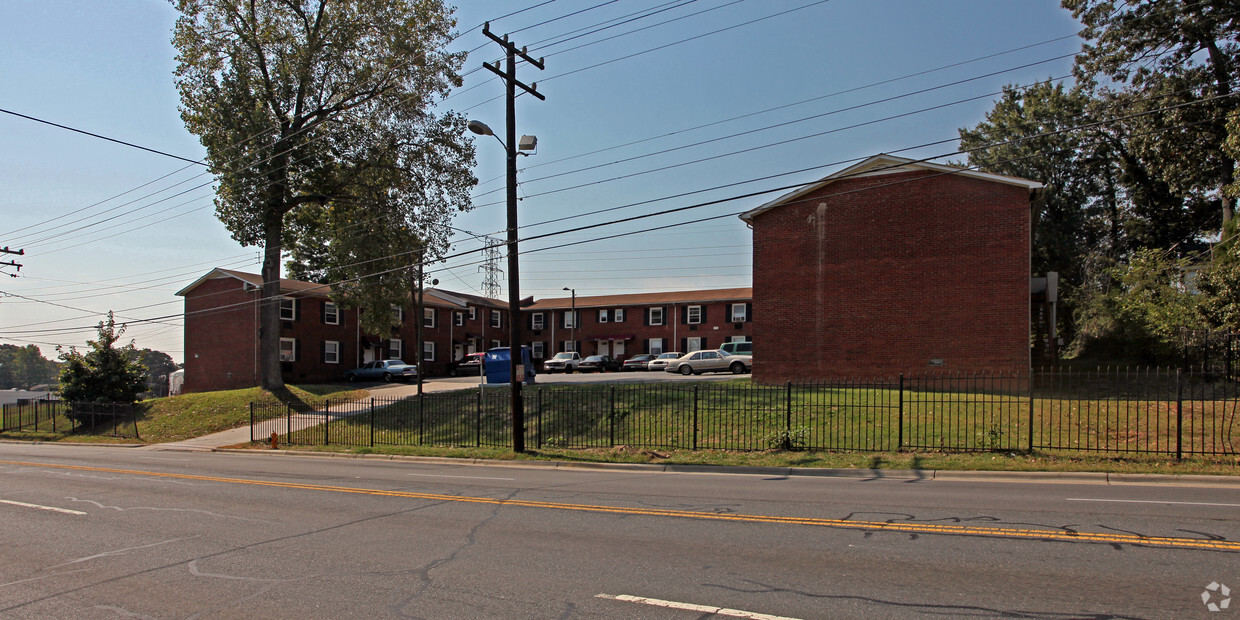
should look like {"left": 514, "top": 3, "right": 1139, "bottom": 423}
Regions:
{"left": 260, "top": 215, "right": 285, "bottom": 391}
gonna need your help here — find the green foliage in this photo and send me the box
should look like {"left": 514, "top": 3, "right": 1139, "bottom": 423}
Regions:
{"left": 0, "top": 344, "right": 59, "bottom": 389}
{"left": 128, "top": 348, "right": 180, "bottom": 393}
{"left": 765, "top": 426, "right": 811, "bottom": 451}
{"left": 1069, "top": 250, "right": 1203, "bottom": 362}
{"left": 172, "top": 0, "right": 476, "bottom": 387}
{"left": 57, "top": 313, "right": 149, "bottom": 404}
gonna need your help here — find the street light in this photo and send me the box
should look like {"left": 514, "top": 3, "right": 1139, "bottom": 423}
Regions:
{"left": 562, "top": 287, "right": 576, "bottom": 354}
{"left": 470, "top": 118, "right": 537, "bottom": 452}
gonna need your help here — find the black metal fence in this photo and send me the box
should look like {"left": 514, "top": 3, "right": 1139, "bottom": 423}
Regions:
{"left": 0, "top": 400, "right": 141, "bottom": 439}
{"left": 250, "top": 368, "right": 1240, "bottom": 457}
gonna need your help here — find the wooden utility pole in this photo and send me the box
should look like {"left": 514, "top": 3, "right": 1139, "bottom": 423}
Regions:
{"left": 0, "top": 247, "right": 23, "bottom": 276}
{"left": 480, "top": 22, "right": 544, "bottom": 453}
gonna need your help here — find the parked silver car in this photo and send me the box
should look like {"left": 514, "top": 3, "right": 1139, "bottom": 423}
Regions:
{"left": 664, "top": 350, "right": 748, "bottom": 375}
{"left": 646, "top": 351, "right": 682, "bottom": 372}
{"left": 344, "top": 359, "right": 418, "bottom": 382}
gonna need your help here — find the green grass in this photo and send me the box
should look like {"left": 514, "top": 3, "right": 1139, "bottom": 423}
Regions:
{"left": 0, "top": 385, "right": 367, "bottom": 444}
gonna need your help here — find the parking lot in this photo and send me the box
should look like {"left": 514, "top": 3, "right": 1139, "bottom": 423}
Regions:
{"left": 362, "top": 367, "right": 746, "bottom": 398}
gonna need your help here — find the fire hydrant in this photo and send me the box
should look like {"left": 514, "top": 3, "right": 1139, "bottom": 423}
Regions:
{"left": 270, "top": 432, "right": 279, "bottom": 450}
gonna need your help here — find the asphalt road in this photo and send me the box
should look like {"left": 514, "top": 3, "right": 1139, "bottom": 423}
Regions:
{"left": 0, "top": 443, "right": 1237, "bottom": 619}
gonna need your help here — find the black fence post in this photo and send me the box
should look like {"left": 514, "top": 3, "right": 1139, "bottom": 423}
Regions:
{"left": 131, "top": 404, "right": 140, "bottom": 440}
{"left": 1027, "top": 370, "right": 1035, "bottom": 453}
{"left": 370, "top": 398, "right": 376, "bottom": 447}
{"left": 785, "top": 381, "right": 792, "bottom": 438}
{"left": 898, "top": 374, "right": 904, "bottom": 450}
{"left": 609, "top": 386, "right": 616, "bottom": 448}
{"left": 1176, "top": 368, "right": 1184, "bottom": 460}
{"left": 286, "top": 402, "right": 292, "bottom": 442}
{"left": 692, "top": 385, "right": 699, "bottom": 451}
{"left": 250, "top": 402, "right": 255, "bottom": 443}
{"left": 324, "top": 399, "right": 331, "bottom": 446}
{"left": 537, "top": 388, "right": 543, "bottom": 450}
{"left": 477, "top": 389, "right": 483, "bottom": 448}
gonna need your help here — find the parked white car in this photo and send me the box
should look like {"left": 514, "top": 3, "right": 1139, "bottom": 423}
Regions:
{"left": 542, "top": 351, "right": 581, "bottom": 373}
{"left": 665, "top": 350, "right": 749, "bottom": 375}
{"left": 646, "top": 352, "right": 683, "bottom": 372}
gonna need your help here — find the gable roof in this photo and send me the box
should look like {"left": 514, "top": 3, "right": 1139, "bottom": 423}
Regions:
{"left": 175, "top": 268, "right": 334, "bottom": 298}
{"left": 739, "top": 154, "right": 1043, "bottom": 223}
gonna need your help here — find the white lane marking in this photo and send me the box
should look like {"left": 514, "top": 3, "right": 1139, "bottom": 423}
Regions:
{"left": 0, "top": 499, "right": 86, "bottom": 515}
{"left": 1067, "top": 498, "right": 1240, "bottom": 508}
{"left": 596, "top": 594, "right": 802, "bottom": 620}
{"left": 406, "top": 473, "right": 515, "bottom": 481}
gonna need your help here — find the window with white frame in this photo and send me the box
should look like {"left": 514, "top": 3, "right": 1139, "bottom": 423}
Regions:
{"left": 279, "top": 337, "right": 297, "bottom": 361}
{"left": 532, "top": 312, "right": 545, "bottom": 330}
{"left": 389, "top": 339, "right": 403, "bottom": 360}
{"left": 649, "top": 307, "right": 664, "bottom": 326}
{"left": 614, "top": 308, "right": 625, "bottom": 322}
{"left": 423, "top": 307, "right": 436, "bottom": 328}
{"left": 730, "top": 335, "right": 751, "bottom": 343}
{"left": 491, "top": 310, "right": 502, "bottom": 328}
{"left": 491, "top": 339, "right": 502, "bottom": 349}
{"left": 279, "top": 297, "right": 296, "bottom": 321}
{"left": 687, "top": 337, "right": 703, "bottom": 352}
{"left": 563, "top": 311, "right": 575, "bottom": 328}
{"left": 391, "top": 306, "right": 403, "bottom": 324}
{"left": 324, "top": 302, "right": 339, "bottom": 325}
{"left": 562, "top": 340, "right": 576, "bottom": 352}
{"left": 532, "top": 341, "right": 545, "bottom": 358}
{"left": 648, "top": 338, "right": 663, "bottom": 355}
{"left": 687, "top": 305, "right": 703, "bottom": 324}
{"left": 455, "top": 311, "right": 464, "bottom": 327}
{"left": 324, "top": 340, "right": 340, "bottom": 364}
{"left": 731, "top": 303, "right": 747, "bottom": 322}
{"left": 599, "top": 309, "right": 609, "bottom": 323}
{"left": 469, "top": 306, "right": 477, "bottom": 320}
{"left": 423, "top": 341, "right": 436, "bottom": 362}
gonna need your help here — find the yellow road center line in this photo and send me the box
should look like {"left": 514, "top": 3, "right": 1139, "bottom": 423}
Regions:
{"left": 3, "top": 459, "right": 1236, "bottom": 552}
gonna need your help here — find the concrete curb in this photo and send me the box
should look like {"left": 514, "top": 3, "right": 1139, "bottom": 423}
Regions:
{"left": 207, "top": 448, "right": 1240, "bottom": 487}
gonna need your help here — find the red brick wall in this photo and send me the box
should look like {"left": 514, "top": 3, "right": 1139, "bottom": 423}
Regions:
{"left": 182, "top": 278, "right": 259, "bottom": 393}
{"left": 750, "top": 170, "right": 1030, "bottom": 382}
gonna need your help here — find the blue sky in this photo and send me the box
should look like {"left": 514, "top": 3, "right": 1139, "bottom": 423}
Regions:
{"left": 0, "top": 0, "right": 1082, "bottom": 362}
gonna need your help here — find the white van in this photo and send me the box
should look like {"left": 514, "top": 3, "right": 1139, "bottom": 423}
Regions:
{"left": 719, "top": 341, "right": 752, "bottom": 356}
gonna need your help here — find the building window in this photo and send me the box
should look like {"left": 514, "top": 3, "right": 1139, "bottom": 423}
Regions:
{"left": 279, "top": 298, "right": 296, "bottom": 321}
{"left": 686, "top": 337, "right": 703, "bottom": 352}
{"left": 491, "top": 339, "right": 502, "bottom": 349}
{"left": 648, "top": 338, "right": 663, "bottom": 355}
{"left": 563, "top": 340, "right": 576, "bottom": 352}
{"left": 614, "top": 308, "right": 625, "bottom": 323}
{"left": 599, "top": 309, "right": 609, "bottom": 323}
{"left": 469, "top": 306, "right": 477, "bottom": 320}
{"left": 423, "top": 307, "right": 436, "bottom": 328}
{"left": 491, "top": 310, "right": 502, "bottom": 328}
{"left": 389, "top": 338, "right": 403, "bottom": 360}
{"left": 649, "top": 307, "right": 664, "bottom": 326}
{"left": 455, "top": 311, "right": 464, "bottom": 327}
{"left": 730, "top": 335, "right": 751, "bottom": 343}
{"left": 731, "top": 303, "right": 747, "bottom": 322}
{"left": 391, "top": 306, "right": 403, "bottom": 324}
{"left": 532, "top": 341, "right": 545, "bottom": 358}
{"left": 324, "top": 340, "right": 340, "bottom": 364}
{"left": 532, "top": 312, "right": 545, "bottom": 330}
{"left": 279, "top": 337, "right": 297, "bottom": 362}
{"left": 423, "top": 341, "right": 436, "bottom": 362}
{"left": 563, "top": 311, "right": 575, "bottom": 329}
{"left": 324, "top": 302, "right": 339, "bottom": 325}
{"left": 687, "top": 305, "right": 702, "bottom": 324}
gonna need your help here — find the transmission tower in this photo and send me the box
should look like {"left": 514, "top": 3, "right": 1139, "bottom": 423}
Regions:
{"left": 478, "top": 236, "right": 503, "bottom": 300}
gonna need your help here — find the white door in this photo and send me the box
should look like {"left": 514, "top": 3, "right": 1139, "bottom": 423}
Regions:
{"left": 613, "top": 340, "right": 625, "bottom": 356}
{"left": 599, "top": 341, "right": 610, "bottom": 356}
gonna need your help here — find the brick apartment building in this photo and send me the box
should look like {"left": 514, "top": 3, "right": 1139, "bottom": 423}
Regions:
{"left": 176, "top": 268, "right": 508, "bottom": 393}
{"left": 520, "top": 289, "right": 753, "bottom": 360}
{"left": 178, "top": 269, "right": 752, "bottom": 392}
{"left": 740, "top": 154, "right": 1042, "bottom": 383}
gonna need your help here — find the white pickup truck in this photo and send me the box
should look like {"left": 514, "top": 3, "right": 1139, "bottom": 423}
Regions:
{"left": 542, "top": 351, "right": 582, "bottom": 373}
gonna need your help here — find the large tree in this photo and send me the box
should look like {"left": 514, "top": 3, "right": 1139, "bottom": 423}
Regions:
{"left": 173, "top": 0, "right": 476, "bottom": 389}
{"left": 1064, "top": 0, "right": 1240, "bottom": 231}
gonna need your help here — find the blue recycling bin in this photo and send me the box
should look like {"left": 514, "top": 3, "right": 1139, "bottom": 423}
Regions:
{"left": 483, "top": 346, "right": 536, "bottom": 385}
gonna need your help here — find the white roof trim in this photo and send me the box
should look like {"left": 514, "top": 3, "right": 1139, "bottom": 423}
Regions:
{"left": 174, "top": 268, "right": 255, "bottom": 297}
{"left": 739, "top": 154, "right": 1043, "bottom": 222}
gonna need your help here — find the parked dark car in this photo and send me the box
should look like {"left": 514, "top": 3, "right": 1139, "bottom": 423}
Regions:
{"left": 622, "top": 354, "right": 655, "bottom": 371}
{"left": 578, "top": 355, "right": 621, "bottom": 372}
{"left": 344, "top": 359, "right": 417, "bottom": 383}
{"left": 448, "top": 352, "right": 485, "bottom": 377}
